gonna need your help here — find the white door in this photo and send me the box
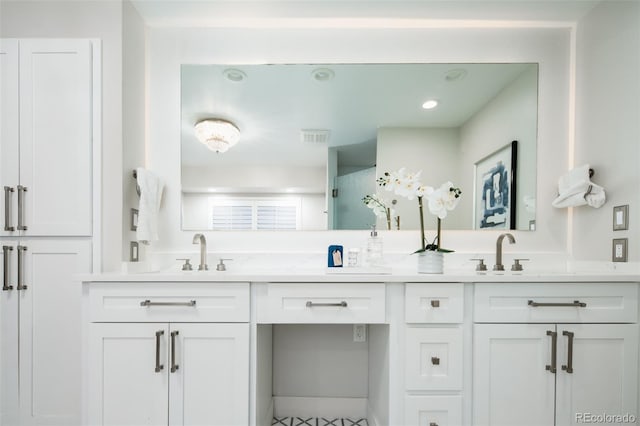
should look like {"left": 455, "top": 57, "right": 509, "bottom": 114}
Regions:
{"left": 556, "top": 324, "right": 639, "bottom": 426}
{"left": 0, "top": 241, "right": 19, "bottom": 425}
{"left": 18, "top": 239, "right": 91, "bottom": 426}
{"left": 89, "top": 323, "right": 170, "bottom": 426}
{"left": 168, "top": 323, "right": 249, "bottom": 426}
{"left": 473, "top": 324, "right": 556, "bottom": 426}
{"left": 18, "top": 39, "right": 92, "bottom": 236}
{"left": 0, "top": 39, "right": 19, "bottom": 237}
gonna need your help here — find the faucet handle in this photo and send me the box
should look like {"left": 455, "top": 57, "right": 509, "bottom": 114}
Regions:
{"left": 216, "top": 258, "right": 233, "bottom": 272}
{"left": 176, "top": 258, "right": 193, "bottom": 271}
{"left": 470, "top": 258, "right": 487, "bottom": 272}
{"left": 511, "top": 258, "right": 530, "bottom": 272}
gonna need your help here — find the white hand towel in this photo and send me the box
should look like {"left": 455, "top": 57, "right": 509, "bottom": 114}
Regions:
{"left": 135, "top": 168, "right": 164, "bottom": 244}
{"left": 552, "top": 164, "right": 606, "bottom": 208}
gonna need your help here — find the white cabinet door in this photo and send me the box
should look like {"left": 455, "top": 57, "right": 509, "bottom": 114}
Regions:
{"left": 404, "top": 395, "right": 463, "bottom": 426}
{"left": 473, "top": 324, "right": 556, "bottom": 426}
{"left": 89, "top": 323, "right": 170, "bottom": 426}
{"left": 556, "top": 324, "right": 638, "bottom": 426}
{"left": 0, "top": 241, "right": 19, "bottom": 426}
{"left": 0, "top": 39, "right": 19, "bottom": 237}
{"left": 168, "top": 323, "right": 249, "bottom": 426}
{"left": 18, "top": 39, "right": 92, "bottom": 236}
{"left": 18, "top": 239, "right": 91, "bottom": 426}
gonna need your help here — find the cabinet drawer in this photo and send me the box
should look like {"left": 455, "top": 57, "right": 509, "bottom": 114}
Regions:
{"left": 405, "top": 326, "right": 463, "bottom": 391}
{"left": 257, "top": 283, "right": 385, "bottom": 323}
{"left": 404, "top": 395, "right": 462, "bottom": 426}
{"left": 474, "top": 282, "right": 638, "bottom": 323}
{"left": 89, "top": 282, "right": 249, "bottom": 323}
{"left": 405, "top": 283, "right": 464, "bottom": 323}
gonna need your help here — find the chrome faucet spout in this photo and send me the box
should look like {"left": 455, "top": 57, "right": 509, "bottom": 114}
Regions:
{"left": 494, "top": 233, "right": 516, "bottom": 271}
{"left": 192, "top": 233, "right": 208, "bottom": 271}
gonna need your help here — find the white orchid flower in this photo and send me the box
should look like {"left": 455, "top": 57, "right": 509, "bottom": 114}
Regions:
{"left": 427, "top": 181, "right": 461, "bottom": 218}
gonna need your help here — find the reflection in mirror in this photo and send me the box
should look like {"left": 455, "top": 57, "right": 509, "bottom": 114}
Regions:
{"left": 181, "top": 63, "right": 538, "bottom": 231}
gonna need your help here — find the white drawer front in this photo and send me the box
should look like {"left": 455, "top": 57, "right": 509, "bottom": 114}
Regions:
{"left": 404, "top": 395, "right": 463, "bottom": 426}
{"left": 89, "top": 282, "right": 250, "bottom": 323}
{"left": 406, "top": 283, "right": 464, "bottom": 323}
{"left": 405, "top": 326, "right": 463, "bottom": 391}
{"left": 258, "top": 283, "right": 385, "bottom": 323}
{"left": 474, "top": 282, "right": 638, "bottom": 323}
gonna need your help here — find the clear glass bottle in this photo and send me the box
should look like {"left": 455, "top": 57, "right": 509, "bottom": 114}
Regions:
{"left": 366, "top": 225, "right": 383, "bottom": 266}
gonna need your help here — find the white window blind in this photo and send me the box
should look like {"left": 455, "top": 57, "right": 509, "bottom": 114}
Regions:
{"left": 209, "top": 197, "right": 301, "bottom": 230}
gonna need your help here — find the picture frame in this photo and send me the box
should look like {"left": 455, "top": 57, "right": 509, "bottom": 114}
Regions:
{"left": 474, "top": 140, "right": 518, "bottom": 230}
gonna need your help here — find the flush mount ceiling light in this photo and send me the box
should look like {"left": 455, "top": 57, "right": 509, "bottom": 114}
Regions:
{"left": 222, "top": 68, "right": 247, "bottom": 82}
{"left": 311, "top": 67, "right": 335, "bottom": 82}
{"left": 444, "top": 68, "right": 468, "bottom": 82}
{"left": 194, "top": 119, "right": 240, "bottom": 153}
{"left": 422, "top": 100, "right": 439, "bottom": 110}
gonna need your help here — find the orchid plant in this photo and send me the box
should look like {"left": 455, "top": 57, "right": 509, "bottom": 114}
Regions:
{"left": 362, "top": 194, "right": 394, "bottom": 230}
{"left": 377, "top": 168, "right": 461, "bottom": 252}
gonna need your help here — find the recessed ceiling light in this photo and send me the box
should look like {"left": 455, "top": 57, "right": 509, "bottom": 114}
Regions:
{"left": 422, "top": 100, "right": 439, "bottom": 110}
{"left": 223, "top": 68, "right": 247, "bottom": 82}
{"left": 444, "top": 68, "right": 468, "bottom": 82}
{"left": 311, "top": 68, "right": 335, "bottom": 82}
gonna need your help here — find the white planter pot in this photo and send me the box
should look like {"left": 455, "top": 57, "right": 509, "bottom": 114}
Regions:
{"left": 417, "top": 251, "right": 444, "bottom": 274}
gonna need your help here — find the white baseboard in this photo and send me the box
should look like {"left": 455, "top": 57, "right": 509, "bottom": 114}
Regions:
{"left": 273, "top": 396, "right": 368, "bottom": 418}
{"left": 259, "top": 399, "right": 274, "bottom": 426}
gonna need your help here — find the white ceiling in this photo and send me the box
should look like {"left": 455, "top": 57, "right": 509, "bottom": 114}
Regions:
{"left": 132, "top": 1, "right": 600, "bottom": 27}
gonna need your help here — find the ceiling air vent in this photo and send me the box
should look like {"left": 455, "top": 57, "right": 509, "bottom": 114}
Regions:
{"left": 300, "top": 129, "right": 330, "bottom": 144}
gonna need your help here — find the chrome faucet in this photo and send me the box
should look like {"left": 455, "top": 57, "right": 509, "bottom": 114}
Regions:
{"left": 494, "top": 233, "right": 516, "bottom": 271}
{"left": 192, "top": 233, "right": 208, "bottom": 271}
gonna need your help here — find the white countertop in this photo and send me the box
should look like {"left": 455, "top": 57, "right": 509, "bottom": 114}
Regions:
{"left": 79, "top": 268, "right": 640, "bottom": 283}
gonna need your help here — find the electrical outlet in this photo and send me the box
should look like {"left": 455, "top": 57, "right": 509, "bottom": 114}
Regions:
{"left": 612, "top": 238, "right": 628, "bottom": 262}
{"left": 353, "top": 324, "right": 366, "bottom": 342}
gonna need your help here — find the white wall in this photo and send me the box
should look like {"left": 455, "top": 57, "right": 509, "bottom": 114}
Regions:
{"left": 0, "top": 0, "right": 124, "bottom": 271}
{"left": 573, "top": 1, "right": 640, "bottom": 262}
{"left": 460, "top": 65, "right": 538, "bottom": 230}
{"left": 376, "top": 127, "right": 463, "bottom": 231}
{"left": 146, "top": 26, "right": 571, "bottom": 258}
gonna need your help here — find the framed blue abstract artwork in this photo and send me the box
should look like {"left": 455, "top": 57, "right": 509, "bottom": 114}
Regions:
{"left": 474, "top": 141, "right": 518, "bottom": 230}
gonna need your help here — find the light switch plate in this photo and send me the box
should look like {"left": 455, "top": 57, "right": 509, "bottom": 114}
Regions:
{"left": 613, "top": 205, "right": 629, "bottom": 231}
{"left": 612, "top": 238, "right": 628, "bottom": 262}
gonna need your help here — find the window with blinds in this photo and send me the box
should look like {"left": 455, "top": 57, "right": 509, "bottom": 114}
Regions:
{"left": 210, "top": 197, "right": 301, "bottom": 230}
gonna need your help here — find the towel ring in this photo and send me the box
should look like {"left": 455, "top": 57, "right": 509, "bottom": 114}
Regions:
{"left": 588, "top": 168, "right": 594, "bottom": 178}
{"left": 132, "top": 170, "right": 141, "bottom": 196}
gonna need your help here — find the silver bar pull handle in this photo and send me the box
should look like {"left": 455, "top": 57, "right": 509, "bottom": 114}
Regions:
{"left": 16, "top": 185, "right": 27, "bottom": 231}
{"left": 4, "top": 187, "right": 15, "bottom": 231}
{"left": 16, "top": 245, "right": 27, "bottom": 290}
{"left": 528, "top": 300, "right": 586, "bottom": 308}
{"left": 545, "top": 330, "right": 557, "bottom": 374}
{"left": 562, "top": 330, "right": 574, "bottom": 374}
{"left": 170, "top": 331, "right": 179, "bottom": 373}
{"left": 140, "top": 300, "right": 196, "bottom": 307}
{"left": 305, "top": 301, "right": 348, "bottom": 308}
{"left": 155, "top": 330, "right": 164, "bottom": 373}
{"left": 2, "top": 246, "right": 14, "bottom": 291}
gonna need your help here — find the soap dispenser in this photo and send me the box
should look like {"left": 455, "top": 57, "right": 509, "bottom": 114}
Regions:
{"left": 366, "top": 225, "right": 384, "bottom": 266}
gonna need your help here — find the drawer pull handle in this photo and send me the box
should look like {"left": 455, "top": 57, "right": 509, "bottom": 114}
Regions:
{"left": 4, "top": 186, "right": 14, "bottom": 231}
{"left": 155, "top": 330, "right": 164, "bottom": 373}
{"left": 305, "top": 301, "right": 348, "bottom": 308}
{"left": 16, "top": 245, "right": 27, "bottom": 290}
{"left": 430, "top": 423, "right": 438, "bottom": 426}
{"left": 545, "top": 330, "right": 557, "bottom": 374}
{"left": 140, "top": 300, "right": 196, "bottom": 307}
{"left": 430, "top": 300, "right": 440, "bottom": 308}
{"left": 561, "top": 330, "right": 574, "bottom": 374}
{"left": 17, "top": 185, "right": 27, "bottom": 231}
{"left": 2, "top": 246, "right": 14, "bottom": 291}
{"left": 528, "top": 300, "right": 586, "bottom": 308}
{"left": 170, "top": 331, "right": 179, "bottom": 373}
{"left": 431, "top": 356, "right": 440, "bottom": 365}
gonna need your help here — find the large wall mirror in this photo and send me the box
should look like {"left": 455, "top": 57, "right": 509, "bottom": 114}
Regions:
{"left": 181, "top": 63, "right": 538, "bottom": 232}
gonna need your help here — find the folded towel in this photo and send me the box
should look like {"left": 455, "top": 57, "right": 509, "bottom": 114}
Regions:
{"left": 135, "top": 168, "right": 164, "bottom": 244}
{"left": 552, "top": 164, "right": 605, "bottom": 208}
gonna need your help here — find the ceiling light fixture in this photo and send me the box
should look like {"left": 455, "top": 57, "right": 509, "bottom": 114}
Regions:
{"left": 194, "top": 119, "right": 241, "bottom": 153}
{"left": 422, "top": 100, "right": 439, "bottom": 110}
{"left": 444, "top": 68, "right": 468, "bottom": 82}
{"left": 311, "top": 67, "right": 335, "bottom": 82}
{"left": 222, "top": 68, "right": 247, "bottom": 82}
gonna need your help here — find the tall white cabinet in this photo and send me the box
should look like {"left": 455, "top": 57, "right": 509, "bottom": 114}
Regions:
{"left": 0, "top": 39, "right": 97, "bottom": 426}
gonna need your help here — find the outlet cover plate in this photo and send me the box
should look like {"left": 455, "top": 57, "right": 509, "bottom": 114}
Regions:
{"left": 613, "top": 205, "right": 629, "bottom": 231}
{"left": 612, "top": 238, "right": 628, "bottom": 262}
